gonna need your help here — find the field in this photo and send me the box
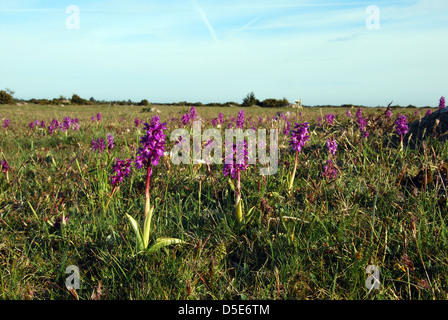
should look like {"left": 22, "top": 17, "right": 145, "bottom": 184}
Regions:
{"left": 0, "top": 103, "right": 447, "bottom": 300}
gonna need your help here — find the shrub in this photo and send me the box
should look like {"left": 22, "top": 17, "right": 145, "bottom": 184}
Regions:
{"left": 0, "top": 90, "right": 14, "bottom": 104}
{"left": 259, "top": 97, "right": 290, "bottom": 108}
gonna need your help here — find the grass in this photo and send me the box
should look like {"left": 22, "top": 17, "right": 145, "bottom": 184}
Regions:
{"left": 0, "top": 103, "right": 447, "bottom": 300}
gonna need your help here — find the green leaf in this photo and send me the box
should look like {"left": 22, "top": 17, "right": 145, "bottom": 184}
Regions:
{"left": 142, "top": 206, "right": 154, "bottom": 249}
{"left": 125, "top": 213, "right": 145, "bottom": 251}
{"left": 147, "top": 237, "right": 183, "bottom": 254}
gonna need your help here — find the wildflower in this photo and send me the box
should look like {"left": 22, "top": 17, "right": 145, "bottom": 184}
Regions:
{"left": 91, "top": 138, "right": 106, "bottom": 153}
{"left": 223, "top": 139, "right": 250, "bottom": 223}
{"left": 72, "top": 122, "right": 80, "bottom": 131}
{"left": 61, "top": 117, "right": 71, "bottom": 131}
{"left": 28, "top": 121, "right": 35, "bottom": 130}
{"left": 362, "top": 130, "right": 369, "bottom": 138}
{"left": 135, "top": 115, "right": 167, "bottom": 170}
{"left": 358, "top": 117, "right": 368, "bottom": 132}
{"left": 181, "top": 113, "right": 191, "bottom": 126}
{"left": 91, "top": 116, "right": 96, "bottom": 122}
{"left": 325, "top": 113, "right": 336, "bottom": 126}
{"left": 289, "top": 122, "right": 310, "bottom": 153}
{"left": 356, "top": 107, "right": 363, "bottom": 119}
{"left": 426, "top": 109, "right": 432, "bottom": 116}
{"left": 236, "top": 109, "right": 245, "bottom": 129}
{"left": 288, "top": 122, "right": 310, "bottom": 192}
{"left": 1, "top": 160, "right": 8, "bottom": 173}
{"left": 439, "top": 96, "right": 445, "bottom": 109}
{"left": 190, "top": 106, "right": 197, "bottom": 120}
{"left": 134, "top": 117, "right": 141, "bottom": 127}
{"left": 211, "top": 118, "right": 218, "bottom": 127}
{"left": 395, "top": 114, "right": 408, "bottom": 136}
{"left": 40, "top": 120, "right": 46, "bottom": 128}
{"left": 385, "top": 109, "right": 392, "bottom": 119}
{"left": 110, "top": 158, "right": 133, "bottom": 187}
{"left": 96, "top": 113, "right": 102, "bottom": 122}
{"left": 2, "top": 118, "right": 9, "bottom": 128}
{"left": 107, "top": 133, "right": 115, "bottom": 151}
{"left": 346, "top": 109, "right": 352, "bottom": 118}
{"left": 218, "top": 113, "right": 224, "bottom": 125}
{"left": 323, "top": 160, "right": 338, "bottom": 180}
{"left": 316, "top": 116, "right": 322, "bottom": 127}
{"left": 283, "top": 121, "right": 291, "bottom": 136}
{"left": 326, "top": 139, "right": 338, "bottom": 155}
{"left": 223, "top": 140, "right": 250, "bottom": 180}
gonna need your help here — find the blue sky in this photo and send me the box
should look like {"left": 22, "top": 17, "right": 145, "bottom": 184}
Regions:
{"left": 0, "top": 0, "right": 447, "bottom": 106}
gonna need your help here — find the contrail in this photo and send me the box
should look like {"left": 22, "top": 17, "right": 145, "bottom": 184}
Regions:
{"left": 225, "top": 14, "right": 263, "bottom": 40}
{"left": 193, "top": 0, "right": 219, "bottom": 43}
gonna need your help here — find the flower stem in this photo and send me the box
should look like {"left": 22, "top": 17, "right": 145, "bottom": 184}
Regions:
{"left": 144, "top": 166, "right": 152, "bottom": 218}
{"left": 289, "top": 150, "right": 299, "bottom": 192}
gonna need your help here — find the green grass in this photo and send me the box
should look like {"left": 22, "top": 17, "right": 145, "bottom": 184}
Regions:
{"left": 0, "top": 103, "right": 446, "bottom": 300}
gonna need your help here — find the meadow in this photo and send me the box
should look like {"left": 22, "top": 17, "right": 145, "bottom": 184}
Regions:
{"left": 0, "top": 102, "right": 447, "bottom": 300}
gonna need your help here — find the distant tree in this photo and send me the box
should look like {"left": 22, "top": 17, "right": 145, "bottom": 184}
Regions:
{"left": 71, "top": 93, "right": 89, "bottom": 105}
{"left": 242, "top": 91, "right": 259, "bottom": 107}
{"left": 139, "top": 99, "right": 150, "bottom": 106}
{"left": 0, "top": 90, "right": 14, "bottom": 104}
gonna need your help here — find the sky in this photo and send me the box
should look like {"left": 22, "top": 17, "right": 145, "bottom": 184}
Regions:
{"left": 0, "top": 0, "right": 447, "bottom": 107}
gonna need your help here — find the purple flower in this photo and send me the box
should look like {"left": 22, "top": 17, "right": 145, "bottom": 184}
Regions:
{"left": 362, "top": 130, "right": 369, "bottom": 138}
{"left": 236, "top": 109, "right": 245, "bottom": 129}
{"left": 385, "top": 109, "right": 392, "bottom": 119}
{"left": 107, "top": 133, "right": 115, "bottom": 150}
{"left": 223, "top": 140, "right": 250, "bottom": 179}
{"left": 72, "top": 122, "right": 80, "bottom": 131}
{"left": 323, "top": 160, "right": 338, "bottom": 180}
{"left": 96, "top": 113, "right": 102, "bottom": 122}
{"left": 283, "top": 121, "right": 291, "bottom": 136}
{"left": 325, "top": 113, "right": 336, "bottom": 126}
{"left": 426, "top": 109, "right": 432, "bottom": 116}
{"left": 211, "top": 118, "right": 218, "bottom": 127}
{"left": 110, "top": 158, "right": 133, "bottom": 186}
{"left": 289, "top": 122, "right": 310, "bottom": 153}
{"left": 316, "top": 116, "right": 322, "bottom": 127}
{"left": 135, "top": 115, "right": 167, "bottom": 170}
{"left": 395, "top": 114, "right": 408, "bottom": 136}
{"left": 356, "top": 108, "right": 363, "bottom": 119}
{"left": 218, "top": 113, "right": 224, "bottom": 125}
{"left": 91, "top": 116, "right": 95, "bottom": 122}
{"left": 1, "top": 160, "right": 9, "bottom": 173}
{"left": 134, "top": 117, "right": 141, "bottom": 127}
{"left": 346, "top": 109, "right": 352, "bottom": 118}
{"left": 29, "top": 121, "right": 35, "bottom": 130}
{"left": 326, "top": 139, "right": 338, "bottom": 155}
{"left": 91, "top": 138, "right": 106, "bottom": 153}
{"left": 358, "top": 117, "right": 368, "bottom": 132}
{"left": 181, "top": 113, "right": 191, "bottom": 126}
{"left": 62, "top": 117, "right": 71, "bottom": 131}
{"left": 190, "top": 106, "right": 197, "bottom": 120}
{"left": 439, "top": 96, "right": 445, "bottom": 109}
{"left": 2, "top": 118, "right": 10, "bottom": 128}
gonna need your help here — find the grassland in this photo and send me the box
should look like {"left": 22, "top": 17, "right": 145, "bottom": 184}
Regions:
{"left": 0, "top": 103, "right": 447, "bottom": 300}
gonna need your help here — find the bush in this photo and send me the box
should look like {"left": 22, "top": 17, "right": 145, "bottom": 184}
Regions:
{"left": 0, "top": 90, "right": 14, "bottom": 104}
{"left": 71, "top": 94, "right": 90, "bottom": 105}
{"left": 259, "top": 97, "right": 290, "bottom": 108}
{"left": 139, "top": 99, "right": 150, "bottom": 106}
